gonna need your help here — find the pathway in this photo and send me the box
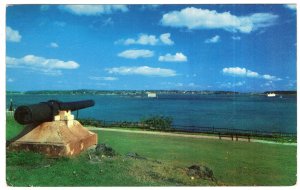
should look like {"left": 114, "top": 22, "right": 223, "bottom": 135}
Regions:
{"left": 86, "top": 127, "right": 297, "bottom": 146}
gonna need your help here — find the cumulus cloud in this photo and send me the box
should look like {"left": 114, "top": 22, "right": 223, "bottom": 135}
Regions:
{"left": 6, "top": 55, "right": 79, "bottom": 76}
{"left": 50, "top": 42, "right": 59, "bottom": 48}
{"left": 60, "top": 5, "right": 128, "bottom": 16}
{"left": 262, "top": 74, "right": 282, "bottom": 81}
{"left": 125, "top": 34, "right": 158, "bottom": 45}
{"left": 284, "top": 4, "right": 296, "bottom": 10}
{"left": 6, "top": 26, "right": 22, "bottom": 42}
{"left": 205, "top": 35, "right": 220, "bottom": 43}
{"left": 159, "top": 52, "right": 187, "bottom": 62}
{"left": 106, "top": 66, "right": 177, "bottom": 77}
{"left": 222, "top": 67, "right": 258, "bottom": 77}
{"left": 116, "top": 33, "right": 174, "bottom": 46}
{"left": 89, "top": 76, "right": 118, "bottom": 81}
{"left": 161, "top": 7, "right": 278, "bottom": 33}
{"left": 222, "top": 67, "right": 281, "bottom": 81}
{"left": 159, "top": 33, "right": 174, "bottom": 45}
{"left": 246, "top": 70, "right": 260, "bottom": 78}
{"left": 118, "top": 49, "right": 154, "bottom": 59}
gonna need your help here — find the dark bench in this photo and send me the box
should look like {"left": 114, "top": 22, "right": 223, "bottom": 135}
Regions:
{"left": 218, "top": 133, "right": 250, "bottom": 142}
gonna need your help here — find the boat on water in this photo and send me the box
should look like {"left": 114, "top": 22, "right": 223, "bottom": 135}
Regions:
{"left": 267, "top": 93, "right": 276, "bottom": 97}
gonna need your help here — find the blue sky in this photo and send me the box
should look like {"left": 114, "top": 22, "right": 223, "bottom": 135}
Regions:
{"left": 6, "top": 4, "right": 297, "bottom": 92}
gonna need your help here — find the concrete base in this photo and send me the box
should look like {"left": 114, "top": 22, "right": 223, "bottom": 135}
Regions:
{"left": 8, "top": 119, "right": 98, "bottom": 157}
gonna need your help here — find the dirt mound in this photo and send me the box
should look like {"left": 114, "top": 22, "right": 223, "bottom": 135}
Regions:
{"left": 95, "top": 143, "right": 117, "bottom": 157}
{"left": 126, "top": 152, "right": 147, "bottom": 160}
{"left": 186, "top": 164, "right": 215, "bottom": 181}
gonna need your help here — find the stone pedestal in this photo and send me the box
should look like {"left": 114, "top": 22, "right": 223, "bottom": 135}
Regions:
{"left": 8, "top": 111, "right": 98, "bottom": 157}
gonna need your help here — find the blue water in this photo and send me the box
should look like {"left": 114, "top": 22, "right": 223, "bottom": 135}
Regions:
{"left": 6, "top": 94, "right": 297, "bottom": 133}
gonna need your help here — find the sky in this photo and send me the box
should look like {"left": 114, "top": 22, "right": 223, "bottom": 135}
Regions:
{"left": 5, "top": 4, "right": 297, "bottom": 92}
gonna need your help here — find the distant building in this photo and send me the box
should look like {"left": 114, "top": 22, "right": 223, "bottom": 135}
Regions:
{"left": 267, "top": 93, "right": 276, "bottom": 97}
{"left": 147, "top": 92, "right": 157, "bottom": 98}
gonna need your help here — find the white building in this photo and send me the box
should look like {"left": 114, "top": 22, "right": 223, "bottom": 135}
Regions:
{"left": 147, "top": 92, "right": 157, "bottom": 98}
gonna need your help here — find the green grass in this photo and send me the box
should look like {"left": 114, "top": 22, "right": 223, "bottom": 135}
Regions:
{"left": 90, "top": 125, "right": 297, "bottom": 143}
{"left": 6, "top": 115, "right": 24, "bottom": 140}
{"left": 6, "top": 116, "right": 297, "bottom": 186}
{"left": 98, "top": 130, "right": 296, "bottom": 186}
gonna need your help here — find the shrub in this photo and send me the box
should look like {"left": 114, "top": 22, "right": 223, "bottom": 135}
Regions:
{"left": 140, "top": 116, "right": 173, "bottom": 131}
{"left": 77, "top": 118, "right": 104, "bottom": 128}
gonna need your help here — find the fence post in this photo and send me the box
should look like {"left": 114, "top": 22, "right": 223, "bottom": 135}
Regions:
{"left": 235, "top": 134, "right": 238, "bottom": 141}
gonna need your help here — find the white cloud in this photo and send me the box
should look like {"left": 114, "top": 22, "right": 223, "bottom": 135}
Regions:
{"left": 60, "top": 5, "right": 128, "bottom": 16}
{"left": 116, "top": 33, "right": 174, "bottom": 46}
{"left": 125, "top": 34, "right": 158, "bottom": 45}
{"left": 159, "top": 52, "right": 187, "bottom": 62}
{"left": 225, "top": 67, "right": 246, "bottom": 76}
{"left": 89, "top": 76, "right": 118, "bottom": 81}
{"left": 246, "top": 70, "right": 260, "bottom": 78}
{"left": 221, "top": 81, "right": 246, "bottom": 88}
{"left": 232, "top": 36, "right": 241, "bottom": 40}
{"left": 160, "top": 33, "right": 174, "bottom": 45}
{"left": 262, "top": 74, "right": 282, "bottom": 81}
{"left": 106, "top": 66, "right": 177, "bottom": 77}
{"left": 284, "top": 5, "right": 296, "bottom": 10}
{"left": 222, "top": 67, "right": 258, "bottom": 77}
{"left": 205, "top": 35, "right": 220, "bottom": 43}
{"left": 161, "top": 7, "right": 278, "bottom": 33}
{"left": 222, "top": 67, "right": 281, "bottom": 81}
{"left": 50, "top": 42, "right": 59, "bottom": 48}
{"left": 118, "top": 49, "right": 154, "bottom": 59}
{"left": 6, "top": 26, "right": 22, "bottom": 42}
{"left": 6, "top": 55, "right": 79, "bottom": 76}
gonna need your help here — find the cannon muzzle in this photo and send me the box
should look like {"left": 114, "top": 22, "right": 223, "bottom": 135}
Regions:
{"left": 14, "top": 100, "right": 95, "bottom": 125}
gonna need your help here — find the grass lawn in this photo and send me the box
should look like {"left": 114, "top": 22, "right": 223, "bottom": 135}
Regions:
{"left": 6, "top": 115, "right": 297, "bottom": 186}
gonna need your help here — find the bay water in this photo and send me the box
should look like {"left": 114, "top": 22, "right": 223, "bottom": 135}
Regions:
{"left": 6, "top": 94, "right": 297, "bottom": 133}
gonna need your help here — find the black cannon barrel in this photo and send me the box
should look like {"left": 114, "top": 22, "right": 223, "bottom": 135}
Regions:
{"left": 59, "top": 100, "right": 95, "bottom": 111}
{"left": 14, "top": 100, "right": 95, "bottom": 125}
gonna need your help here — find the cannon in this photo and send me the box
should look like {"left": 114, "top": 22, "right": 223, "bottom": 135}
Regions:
{"left": 9, "top": 99, "right": 98, "bottom": 157}
{"left": 14, "top": 100, "right": 95, "bottom": 125}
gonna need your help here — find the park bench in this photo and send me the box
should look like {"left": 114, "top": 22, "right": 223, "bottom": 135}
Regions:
{"left": 218, "top": 133, "right": 251, "bottom": 142}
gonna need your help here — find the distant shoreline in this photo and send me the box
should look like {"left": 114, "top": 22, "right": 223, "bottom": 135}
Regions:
{"left": 5, "top": 90, "right": 297, "bottom": 96}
